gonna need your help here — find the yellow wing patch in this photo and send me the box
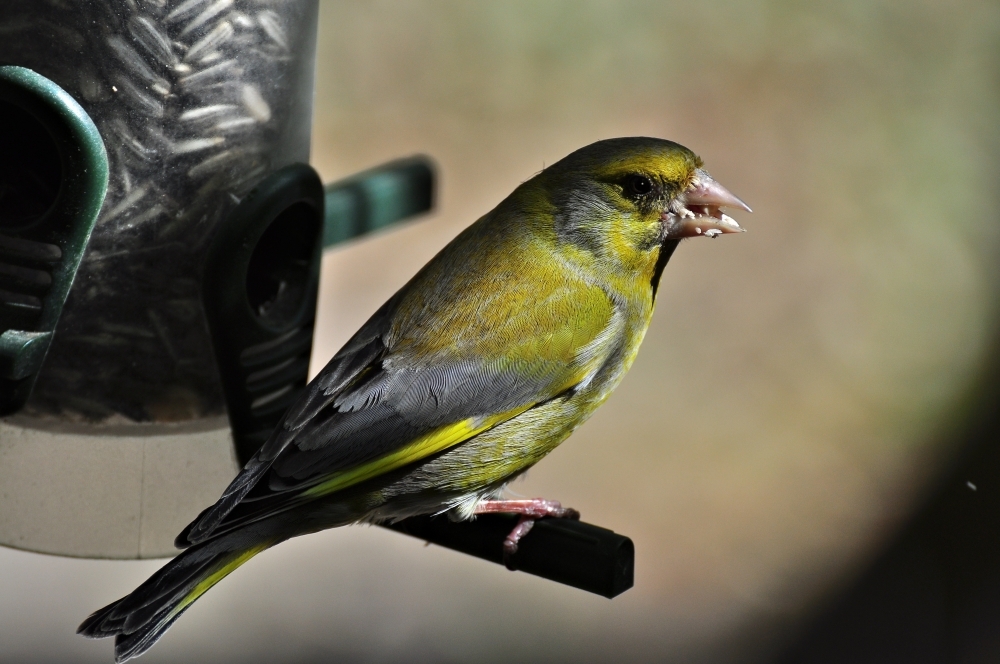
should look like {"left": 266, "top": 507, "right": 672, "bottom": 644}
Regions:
{"left": 169, "top": 541, "right": 273, "bottom": 620}
{"left": 302, "top": 403, "right": 534, "bottom": 499}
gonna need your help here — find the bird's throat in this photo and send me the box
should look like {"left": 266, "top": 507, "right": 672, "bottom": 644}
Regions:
{"left": 650, "top": 239, "right": 680, "bottom": 301}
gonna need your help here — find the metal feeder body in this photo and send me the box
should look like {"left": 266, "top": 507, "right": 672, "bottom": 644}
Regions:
{"left": 0, "top": 0, "right": 321, "bottom": 558}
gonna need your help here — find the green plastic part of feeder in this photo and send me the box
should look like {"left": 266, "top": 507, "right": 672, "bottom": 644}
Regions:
{"left": 323, "top": 156, "right": 434, "bottom": 248}
{"left": 0, "top": 66, "right": 109, "bottom": 414}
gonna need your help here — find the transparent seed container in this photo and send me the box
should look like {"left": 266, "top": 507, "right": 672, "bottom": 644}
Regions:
{"left": 3, "top": 0, "right": 318, "bottom": 422}
{"left": 0, "top": 0, "right": 320, "bottom": 558}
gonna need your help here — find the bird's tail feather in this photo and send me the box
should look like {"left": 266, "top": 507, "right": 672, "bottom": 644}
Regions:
{"left": 78, "top": 531, "right": 275, "bottom": 663}
{"left": 179, "top": 457, "right": 273, "bottom": 547}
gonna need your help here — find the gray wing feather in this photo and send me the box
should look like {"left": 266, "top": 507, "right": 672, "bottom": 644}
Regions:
{"left": 181, "top": 304, "right": 570, "bottom": 545}
{"left": 266, "top": 356, "right": 551, "bottom": 482}
{"left": 180, "top": 304, "right": 394, "bottom": 545}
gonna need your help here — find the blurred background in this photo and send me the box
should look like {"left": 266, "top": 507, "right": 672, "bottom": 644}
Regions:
{"left": 3, "top": 1, "right": 1000, "bottom": 662}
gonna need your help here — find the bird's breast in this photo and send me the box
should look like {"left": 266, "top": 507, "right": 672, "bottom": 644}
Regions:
{"left": 571, "top": 294, "right": 654, "bottom": 410}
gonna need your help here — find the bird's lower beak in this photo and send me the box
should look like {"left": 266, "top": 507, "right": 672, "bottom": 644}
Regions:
{"left": 662, "top": 169, "right": 751, "bottom": 239}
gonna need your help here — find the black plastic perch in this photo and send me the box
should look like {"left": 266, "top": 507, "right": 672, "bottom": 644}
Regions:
{"left": 386, "top": 514, "right": 634, "bottom": 598}
{"left": 204, "top": 156, "right": 635, "bottom": 600}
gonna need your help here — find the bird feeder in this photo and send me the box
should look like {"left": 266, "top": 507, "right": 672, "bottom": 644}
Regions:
{"left": 0, "top": 0, "right": 323, "bottom": 559}
{"left": 0, "top": 0, "right": 631, "bottom": 598}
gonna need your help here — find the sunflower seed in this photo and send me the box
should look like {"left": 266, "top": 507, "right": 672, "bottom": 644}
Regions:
{"left": 184, "top": 20, "right": 234, "bottom": 61}
{"left": 107, "top": 35, "right": 171, "bottom": 93}
{"left": 257, "top": 10, "right": 287, "bottom": 50}
{"left": 179, "top": 0, "right": 234, "bottom": 37}
{"left": 241, "top": 84, "right": 271, "bottom": 122}
{"left": 128, "top": 16, "right": 177, "bottom": 67}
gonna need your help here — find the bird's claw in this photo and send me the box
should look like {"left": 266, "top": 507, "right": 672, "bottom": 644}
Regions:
{"left": 474, "top": 498, "right": 580, "bottom": 569}
{"left": 502, "top": 515, "right": 535, "bottom": 570}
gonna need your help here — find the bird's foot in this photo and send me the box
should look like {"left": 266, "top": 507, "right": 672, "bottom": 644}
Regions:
{"left": 473, "top": 498, "right": 580, "bottom": 569}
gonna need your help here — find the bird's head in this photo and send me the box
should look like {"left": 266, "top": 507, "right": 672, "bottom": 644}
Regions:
{"left": 525, "top": 137, "right": 750, "bottom": 278}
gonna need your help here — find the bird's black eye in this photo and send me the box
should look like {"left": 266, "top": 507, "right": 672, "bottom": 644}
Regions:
{"left": 624, "top": 174, "right": 653, "bottom": 197}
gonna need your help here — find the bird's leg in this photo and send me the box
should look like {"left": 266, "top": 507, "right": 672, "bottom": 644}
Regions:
{"left": 474, "top": 498, "right": 580, "bottom": 519}
{"left": 473, "top": 498, "right": 580, "bottom": 569}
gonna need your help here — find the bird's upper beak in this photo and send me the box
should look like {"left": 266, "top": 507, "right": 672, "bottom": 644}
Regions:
{"left": 662, "top": 169, "right": 751, "bottom": 239}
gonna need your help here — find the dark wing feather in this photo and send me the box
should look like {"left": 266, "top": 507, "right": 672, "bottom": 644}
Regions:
{"left": 183, "top": 358, "right": 572, "bottom": 545}
{"left": 181, "top": 309, "right": 602, "bottom": 546}
{"left": 180, "top": 224, "right": 619, "bottom": 547}
{"left": 179, "top": 314, "right": 392, "bottom": 546}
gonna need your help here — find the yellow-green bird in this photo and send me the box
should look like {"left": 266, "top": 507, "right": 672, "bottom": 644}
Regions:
{"left": 79, "top": 137, "right": 749, "bottom": 662}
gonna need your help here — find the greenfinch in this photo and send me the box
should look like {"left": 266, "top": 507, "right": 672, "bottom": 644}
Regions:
{"left": 79, "top": 137, "right": 749, "bottom": 661}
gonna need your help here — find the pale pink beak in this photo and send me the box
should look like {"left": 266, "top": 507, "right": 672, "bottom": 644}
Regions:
{"left": 662, "top": 169, "right": 751, "bottom": 239}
